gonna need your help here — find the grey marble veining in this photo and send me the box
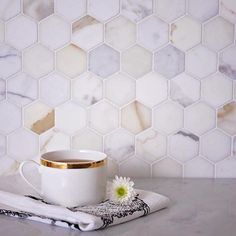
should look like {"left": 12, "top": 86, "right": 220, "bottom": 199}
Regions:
{"left": 0, "top": 177, "right": 236, "bottom": 236}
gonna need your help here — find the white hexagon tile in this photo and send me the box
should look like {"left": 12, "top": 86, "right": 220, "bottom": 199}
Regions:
{"left": 105, "top": 73, "right": 135, "bottom": 107}
{"left": 72, "top": 16, "right": 103, "bottom": 51}
{"left": 170, "top": 73, "right": 200, "bottom": 107}
{"left": 0, "top": 43, "right": 21, "bottom": 79}
{"left": 104, "top": 128, "right": 134, "bottom": 163}
{"left": 0, "top": 0, "right": 236, "bottom": 178}
{"left": 201, "top": 129, "right": 231, "bottom": 163}
{"left": 72, "top": 128, "right": 103, "bottom": 151}
{"left": 155, "top": 0, "right": 185, "bottom": 23}
{"left": 39, "top": 15, "right": 70, "bottom": 50}
{"left": 136, "top": 72, "right": 168, "bottom": 108}
{"left": 72, "top": 73, "right": 103, "bottom": 107}
{"left": 40, "top": 129, "right": 70, "bottom": 154}
{"left": 138, "top": 15, "right": 168, "bottom": 51}
{"left": 105, "top": 16, "right": 136, "bottom": 51}
{"left": 89, "top": 44, "right": 119, "bottom": 78}
{"left": 154, "top": 45, "right": 185, "bottom": 79}
{"left": 6, "top": 15, "right": 37, "bottom": 50}
{"left": 7, "top": 73, "right": 38, "bottom": 107}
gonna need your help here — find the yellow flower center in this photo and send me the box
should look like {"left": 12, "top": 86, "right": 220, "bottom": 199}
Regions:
{"left": 116, "top": 186, "right": 127, "bottom": 198}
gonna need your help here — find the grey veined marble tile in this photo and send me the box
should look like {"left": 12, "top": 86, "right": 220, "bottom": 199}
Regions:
{"left": 89, "top": 44, "right": 120, "bottom": 78}
{"left": 154, "top": 45, "right": 185, "bottom": 79}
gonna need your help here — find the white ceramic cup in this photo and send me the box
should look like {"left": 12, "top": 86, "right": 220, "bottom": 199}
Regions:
{"left": 19, "top": 150, "right": 107, "bottom": 208}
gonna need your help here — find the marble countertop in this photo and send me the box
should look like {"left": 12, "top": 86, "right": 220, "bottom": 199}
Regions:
{"left": 0, "top": 178, "right": 236, "bottom": 236}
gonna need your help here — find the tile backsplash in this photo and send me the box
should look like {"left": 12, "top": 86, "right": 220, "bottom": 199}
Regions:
{"left": 0, "top": 0, "right": 236, "bottom": 178}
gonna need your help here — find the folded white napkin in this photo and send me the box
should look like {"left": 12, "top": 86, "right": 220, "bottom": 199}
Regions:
{"left": 0, "top": 184, "right": 169, "bottom": 231}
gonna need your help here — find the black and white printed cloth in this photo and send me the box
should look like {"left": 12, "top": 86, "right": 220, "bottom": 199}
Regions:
{"left": 0, "top": 184, "right": 169, "bottom": 231}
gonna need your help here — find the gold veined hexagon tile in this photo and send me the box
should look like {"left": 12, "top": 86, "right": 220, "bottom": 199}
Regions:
{"left": 121, "top": 101, "right": 151, "bottom": 134}
{"left": 72, "top": 16, "right": 103, "bottom": 51}
{"left": 24, "top": 102, "right": 55, "bottom": 135}
{"left": 56, "top": 44, "right": 86, "bottom": 78}
{"left": 217, "top": 101, "right": 236, "bottom": 135}
{"left": 23, "top": 0, "right": 54, "bottom": 21}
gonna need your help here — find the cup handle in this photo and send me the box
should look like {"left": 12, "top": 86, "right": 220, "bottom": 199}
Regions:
{"left": 19, "top": 160, "right": 42, "bottom": 196}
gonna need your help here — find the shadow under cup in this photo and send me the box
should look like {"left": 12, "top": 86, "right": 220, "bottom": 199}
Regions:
{"left": 20, "top": 150, "right": 107, "bottom": 208}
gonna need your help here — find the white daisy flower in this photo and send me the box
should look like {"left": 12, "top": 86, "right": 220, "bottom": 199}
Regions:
{"left": 109, "top": 176, "right": 136, "bottom": 205}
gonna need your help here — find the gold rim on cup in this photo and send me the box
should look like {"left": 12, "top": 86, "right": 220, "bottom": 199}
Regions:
{"left": 40, "top": 158, "right": 107, "bottom": 169}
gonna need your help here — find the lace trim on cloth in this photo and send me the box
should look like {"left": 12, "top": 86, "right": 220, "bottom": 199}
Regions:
{"left": 0, "top": 208, "right": 81, "bottom": 230}
{"left": 68, "top": 195, "right": 150, "bottom": 229}
{"left": 0, "top": 195, "right": 150, "bottom": 230}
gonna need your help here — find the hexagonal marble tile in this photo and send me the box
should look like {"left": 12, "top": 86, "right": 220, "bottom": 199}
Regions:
{"left": 0, "top": 20, "right": 4, "bottom": 42}
{"left": 185, "top": 102, "right": 215, "bottom": 135}
{"left": 55, "top": 0, "right": 86, "bottom": 21}
{"left": 72, "top": 16, "right": 103, "bottom": 51}
{"left": 122, "top": 45, "right": 152, "bottom": 79}
{"left": 155, "top": 0, "right": 185, "bottom": 23}
{"left": 186, "top": 45, "right": 217, "bottom": 79}
{"left": 136, "top": 72, "right": 168, "bottom": 108}
{"left": 104, "top": 128, "right": 134, "bottom": 163}
{"left": 220, "top": 0, "right": 236, "bottom": 23}
{"left": 0, "top": 135, "right": 6, "bottom": 157}
{"left": 121, "top": 0, "right": 153, "bottom": 23}
{"left": 234, "top": 137, "right": 236, "bottom": 156}
{"left": 203, "top": 16, "right": 234, "bottom": 52}
{"left": 184, "top": 157, "right": 214, "bottom": 178}
{"left": 188, "top": 0, "right": 218, "bottom": 22}
{"left": 0, "top": 0, "right": 21, "bottom": 21}
{"left": 39, "top": 15, "right": 70, "bottom": 50}
{"left": 202, "top": 73, "right": 233, "bottom": 108}
{"left": 40, "top": 129, "right": 70, "bottom": 154}
{"left": 153, "top": 101, "right": 184, "bottom": 134}
{"left": 72, "top": 73, "right": 103, "bottom": 107}
{"left": 152, "top": 158, "right": 182, "bottom": 177}
{"left": 105, "top": 73, "right": 135, "bottom": 107}
{"left": 6, "top": 15, "right": 37, "bottom": 51}
{"left": 0, "top": 43, "right": 21, "bottom": 79}
{"left": 138, "top": 15, "right": 168, "bottom": 51}
{"left": 7, "top": 73, "right": 38, "bottom": 107}
{"left": 23, "top": 44, "right": 54, "bottom": 79}
{"left": 217, "top": 102, "right": 236, "bottom": 135}
{"left": 234, "top": 82, "right": 236, "bottom": 100}
{"left": 23, "top": 0, "right": 54, "bottom": 21}
{"left": 89, "top": 44, "right": 119, "bottom": 78}
{"left": 56, "top": 44, "right": 86, "bottom": 78}
{"left": 0, "top": 101, "right": 21, "bottom": 134}
{"left": 40, "top": 73, "right": 70, "bottom": 107}
{"left": 105, "top": 16, "right": 136, "bottom": 51}
{"left": 107, "top": 158, "right": 119, "bottom": 177}
{"left": 72, "top": 128, "right": 103, "bottom": 151}
{"left": 119, "top": 156, "right": 151, "bottom": 178}
{"left": 24, "top": 102, "right": 55, "bottom": 135}
{"left": 89, "top": 101, "right": 119, "bottom": 134}
{"left": 88, "top": 0, "right": 119, "bottom": 22}
{"left": 0, "top": 79, "right": 6, "bottom": 101}
{"left": 201, "top": 129, "right": 231, "bottom": 163}
{"left": 136, "top": 129, "right": 167, "bottom": 163}
{"left": 0, "top": 156, "right": 19, "bottom": 176}
{"left": 216, "top": 157, "right": 236, "bottom": 178}
{"left": 219, "top": 45, "right": 236, "bottom": 80}
{"left": 8, "top": 128, "right": 39, "bottom": 161}
{"left": 55, "top": 101, "right": 86, "bottom": 135}
{"left": 170, "top": 73, "right": 200, "bottom": 107}
{"left": 169, "top": 130, "right": 199, "bottom": 163}
{"left": 170, "top": 16, "right": 201, "bottom": 51}
{"left": 121, "top": 101, "right": 151, "bottom": 134}
{"left": 154, "top": 45, "right": 185, "bottom": 79}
